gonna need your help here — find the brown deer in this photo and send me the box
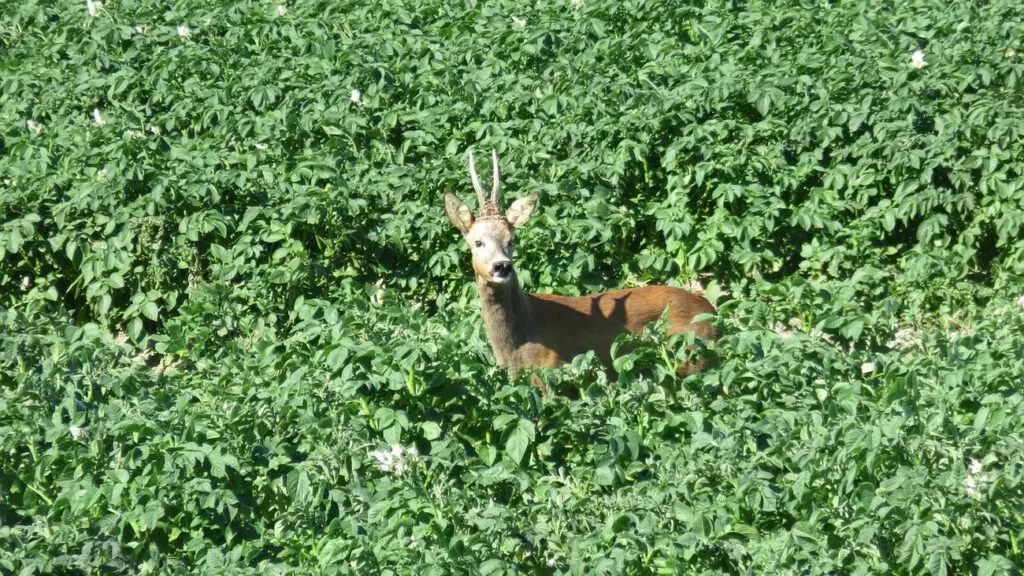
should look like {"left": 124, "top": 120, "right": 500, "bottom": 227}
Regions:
{"left": 445, "top": 150, "right": 720, "bottom": 395}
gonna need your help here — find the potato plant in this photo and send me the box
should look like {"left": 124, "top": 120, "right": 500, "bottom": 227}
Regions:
{"left": 1, "top": 0, "right": 1023, "bottom": 574}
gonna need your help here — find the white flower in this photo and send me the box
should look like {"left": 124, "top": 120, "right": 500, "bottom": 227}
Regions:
{"left": 860, "top": 362, "right": 876, "bottom": 375}
{"left": 148, "top": 124, "right": 161, "bottom": 135}
{"left": 372, "top": 444, "right": 418, "bottom": 475}
{"left": 275, "top": 4, "right": 287, "bottom": 16}
{"left": 511, "top": 16, "right": 527, "bottom": 28}
{"left": 370, "top": 279, "right": 385, "bottom": 305}
{"left": 86, "top": 0, "right": 102, "bottom": 17}
{"left": 255, "top": 142, "right": 268, "bottom": 150}
{"left": 571, "top": 0, "right": 583, "bottom": 8}
{"left": 810, "top": 327, "right": 832, "bottom": 343}
{"left": 96, "top": 169, "right": 108, "bottom": 180}
{"left": 1005, "top": 49, "right": 1016, "bottom": 59}
{"left": 177, "top": 25, "right": 192, "bottom": 38}
{"left": 123, "top": 129, "right": 144, "bottom": 139}
{"left": 372, "top": 445, "right": 397, "bottom": 471}
{"left": 350, "top": 89, "right": 362, "bottom": 104}
{"left": 1016, "top": 294, "right": 1024, "bottom": 308}
{"left": 965, "top": 474, "right": 980, "bottom": 499}
{"left": 964, "top": 457, "right": 990, "bottom": 499}
{"left": 134, "top": 25, "right": 145, "bottom": 34}
{"left": 20, "top": 276, "right": 32, "bottom": 291}
{"left": 772, "top": 322, "right": 794, "bottom": 339}
{"left": 910, "top": 50, "right": 927, "bottom": 69}
{"left": 969, "top": 458, "right": 983, "bottom": 475}
{"left": 26, "top": 119, "right": 42, "bottom": 134}
{"left": 69, "top": 425, "right": 85, "bottom": 440}
{"left": 93, "top": 108, "right": 106, "bottom": 126}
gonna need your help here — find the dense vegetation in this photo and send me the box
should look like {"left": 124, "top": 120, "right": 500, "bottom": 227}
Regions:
{"left": 2, "top": 0, "right": 1023, "bottom": 573}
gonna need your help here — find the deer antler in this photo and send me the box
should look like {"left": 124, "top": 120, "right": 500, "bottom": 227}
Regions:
{"left": 467, "top": 150, "right": 487, "bottom": 210}
{"left": 490, "top": 149, "right": 501, "bottom": 206}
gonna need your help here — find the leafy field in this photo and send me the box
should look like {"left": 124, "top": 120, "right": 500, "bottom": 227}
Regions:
{"left": 2, "top": 0, "right": 1024, "bottom": 573}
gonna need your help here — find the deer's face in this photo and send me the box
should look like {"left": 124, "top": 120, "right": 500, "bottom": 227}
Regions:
{"left": 445, "top": 151, "right": 538, "bottom": 285}
{"left": 445, "top": 194, "right": 537, "bottom": 285}
{"left": 464, "top": 218, "right": 517, "bottom": 285}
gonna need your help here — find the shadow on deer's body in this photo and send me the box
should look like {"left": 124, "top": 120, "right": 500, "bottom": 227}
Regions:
{"left": 445, "top": 151, "right": 720, "bottom": 396}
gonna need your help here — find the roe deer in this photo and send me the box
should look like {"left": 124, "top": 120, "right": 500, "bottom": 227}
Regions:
{"left": 445, "top": 150, "right": 720, "bottom": 395}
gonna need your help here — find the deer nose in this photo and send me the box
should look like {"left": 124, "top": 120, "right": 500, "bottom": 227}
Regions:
{"left": 492, "top": 261, "right": 513, "bottom": 277}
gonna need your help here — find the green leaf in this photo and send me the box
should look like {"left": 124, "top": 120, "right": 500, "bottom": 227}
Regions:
{"left": 420, "top": 421, "right": 441, "bottom": 440}
{"left": 973, "top": 406, "right": 989, "bottom": 434}
{"left": 479, "top": 559, "right": 504, "bottom": 575}
{"left": 127, "top": 317, "right": 143, "bottom": 341}
{"left": 504, "top": 419, "right": 534, "bottom": 465}
{"left": 840, "top": 318, "right": 864, "bottom": 340}
{"left": 595, "top": 464, "right": 616, "bottom": 486}
{"left": 6, "top": 228, "right": 23, "bottom": 253}
{"left": 754, "top": 91, "right": 772, "bottom": 116}
{"left": 141, "top": 302, "right": 159, "bottom": 322}
{"left": 97, "top": 293, "right": 111, "bottom": 317}
{"left": 492, "top": 414, "right": 517, "bottom": 431}
{"left": 141, "top": 502, "right": 164, "bottom": 531}
{"left": 479, "top": 445, "right": 497, "bottom": 466}
{"left": 209, "top": 451, "right": 227, "bottom": 478}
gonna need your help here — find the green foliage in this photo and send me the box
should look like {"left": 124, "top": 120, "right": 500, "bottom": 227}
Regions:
{"left": 2, "top": 0, "right": 1023, "bottom": 573}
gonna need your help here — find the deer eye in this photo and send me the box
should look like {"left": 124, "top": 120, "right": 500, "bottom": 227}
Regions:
{"left": 474, "top": 240, "right": 484, "bottom": 248}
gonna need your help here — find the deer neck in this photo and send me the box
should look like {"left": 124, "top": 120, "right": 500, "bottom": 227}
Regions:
{"left": 476, "top": 274, "right": 533, "bottom": 367}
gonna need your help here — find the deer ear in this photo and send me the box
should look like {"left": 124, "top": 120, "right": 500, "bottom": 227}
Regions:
{"left": 444, "top": 193, "right": 474, "bottom": 233}
{"left": 505, "top": 193, "right": 538, "bottom": 229}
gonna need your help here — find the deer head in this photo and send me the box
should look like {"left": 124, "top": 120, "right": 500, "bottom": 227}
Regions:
{"left": 445, "top": 150, "right": 538, "bottom": 286}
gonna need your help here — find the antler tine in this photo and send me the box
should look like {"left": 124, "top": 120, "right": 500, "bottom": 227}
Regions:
{"left": 467, "top": 150, "right": 487, "bottom": 209}
{"left": 490, "top": 149, "right": 501, "bottom": 205}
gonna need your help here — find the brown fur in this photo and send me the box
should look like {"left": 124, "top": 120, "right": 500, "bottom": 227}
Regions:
{"left": 477, "top": 276, "right": 719, "bottom": 388}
